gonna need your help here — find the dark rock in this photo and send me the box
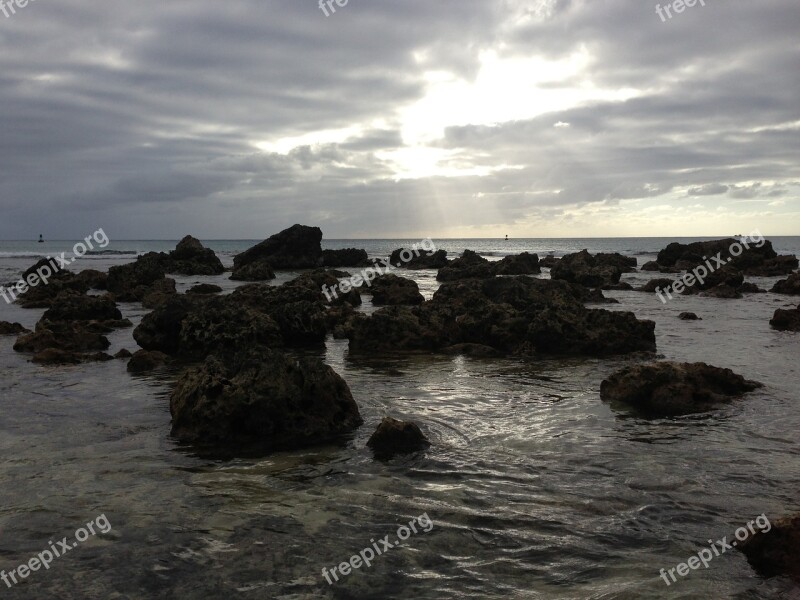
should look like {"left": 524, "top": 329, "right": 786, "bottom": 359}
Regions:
{"left": 322, "top": 248, "right": 370, "bottom": 268}
{"left": 695, "top": 265, "right": 744, "bottom": 291}
{"left": 603, "top": 282, "right": 634, "bottom": 291}
{"left": 232, "top": 224, "right": 323, "bottom": 279}
{"left": 74, "top": 269, "right": 108, "bottom": 290}
{"left": 771, "top": 273, "right": 800, "bottom": 295}
{"left": 539, "top": 255, "right": 559, "bottom": 269}
{"left": 494, "top": 252, "right": 541, "bottom": 275}
{"left": 738, "top": 282, "right": 766, "bottom": 294}
{"left": 0, "top": 321, "right": 29, "bottom": 335}
{"left": 86, "top": 352, "right": 114, "bottom": 362}
{"left": 15, "top": 269, "right": 90, "bottom": 309}
{"left": 441, "top": 343, "right": 502, "bottom": 358}
{"left": 389, "top": 248, "right": 449, "bottom": 269}
{"left": 367, "top": 417, "right": 430, "bottom": 458}
{"left": 114, "top": 349, "right": 133, "bottom": 359}
{"left": 437, "top": 250, "right": 494, "bottom": 281}
{"left": 187, "top": 283, "right": 223, "bottom": 295}
{"left": 655, "top": 238, "right": 796, "bottom": 276}
{"left": 127, "top": 350, "right": 170, "bottom": 373}
{"left": 701, "top": 284, "right": 742, "bottom": 299}
{"left": 23, "top": 257, "right": 64, "bottom": 281}
{"left": 641, "top": 260, "right": 660, "bottom": 271}
{"left": 370, "top": 274, "right": 424, "bottom": 306}
{"left": 595, "top": 253, "right": 637, "bottom": 273}
{"left": 770, "top": 304, "right": 800, "bottom": 331}
{"left": 32, "top": 348, "right": 82, "bottom": 365}
{"left": 42, "top": 290, "right": 122, "bottom": 322}
{"left": 678, "top": 312, "right": 701, "bottom": 320}
{"left": 106, "top": 252, "right": 169, "bottom": 302}
{"left": 228, "top": 261, "right": 276, "bottom": 281}
{"left": 14, "top": 321, "right": 110, "bottom": 354}
{"left": 141, "top": 278, "right": 178, "bottom": 309}
{"left": 639, "top": 278, "right": 675, "bottom": 293}
{"left": 740, "top": 513, "right": 800, "bottom": 581}
{"left": 585, "top": 288, "right": 619, "bottom": 304}
{"left": 550, "top": 250, "right": 622, "bottom": 287}
{"left": 167, "top": 236, "right": 225, "bottom": 275}
{"left": 169, "top": 348, "right": 362, "bottom": 455}
{"left": 600, "top": 361, "right": 761, "bottom": 416}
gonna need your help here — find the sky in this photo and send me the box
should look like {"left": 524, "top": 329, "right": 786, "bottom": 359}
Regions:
{"left": 0, "top": 0, "right": 798, "bottom": 240}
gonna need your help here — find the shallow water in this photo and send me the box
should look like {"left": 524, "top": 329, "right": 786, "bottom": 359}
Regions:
{"left": 0, "top": 239, "right": 798, "bottom": 599}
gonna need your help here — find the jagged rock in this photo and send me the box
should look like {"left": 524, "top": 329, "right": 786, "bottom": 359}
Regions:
{"left": 678, "top": 312, "right": 701, "bottom": 320}
{"left": 771, "top": 273, "right": 800, "bottom": 295}
{"left": 231, "top": 224, "right": 322, "bottom": 279}
{"left": 0, "top": 322, "right": 29, "bottom": 335}
{"left": 655, "top": 238, "right": 796, "bottom": 276}
{"left": 539, "top": 255, "right": 559, "bottom": 269}
{"left": 22, "top": 258, "right": 64, "bottom": 281}
{"left": 14, "top": 321, "right": 110, "bottom": 354}
{"left": 228, "top": 261, "right": 276, "bottom": 281}
{"left": 322, "top": 248, "right": 370, "bottom": 268}
{"left": 437, "top": 250, "right": 494, "bottom": 281}
{"left": 494, "top": 252, "right": 541, "bottom": 275}
{"left": 187, "top": 283, "right": 223, "bottom": 295}
{"left": 740, "top": 514, "right": 800, "bottom": 581}
{"left": 367, "top": 417, "right": 430, "bottom": 458}
{"left": 14, "top": 269, "right": 90, "bottom": 309}
{"left": 167, "top": 236, "right": 225, "bottom": 275}
{"left": 600, "top": 361, "right": 761, "bottom": 416}
{"left": 106, "top": 252, "right": 169, "bottom": 302}
{"left": 169, "top": 348, "right": 362, "bottom": 455}
{"left": 694, "top": 265, "right": 744, "bottom": 291}
{"left": 550, "top": 250, "right": 623, "bottom": 287}
{"left": 141, "top": 278, "right": 178, "bottom": 309}
{"left": 770, "top": 304, "right": 800, "bottom": 331}
{"left": 74, "top": 269, "right": 108, "bottom": 290}
{"left": 127, "top": 350, "right": 170, "bottom": 373}
{"left": 370, "top": 275, "right": 424, "bottom": 306}
{"left": 42, "top": 290, "right": 122, "bottom": 322}
{"left": 595, "top": 253, "right": 637, "bottom": 272}
{"left": 389, "top": 248, "right": 449, "bottom": 269}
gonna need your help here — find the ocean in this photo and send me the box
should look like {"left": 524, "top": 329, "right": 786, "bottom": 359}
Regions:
{"left": 0, "top": 237, "right": 798, "bottom": 599}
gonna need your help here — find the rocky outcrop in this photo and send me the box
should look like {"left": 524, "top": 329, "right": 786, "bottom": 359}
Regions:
{"left": 187, "top": 283, "right": 223, "bottom": 295}
{"left": 594, "top": 253, "right": 637, "bottom": 273}
{"left": 0, "top": 322, "right": 29, "bottom": 335}
{"left": 14, "top": 320, "right": 110, "bottom": 354}
{"left": 539, "top": 255, "right": 559, "bottom": 269}
{"left": 127, "top": 350, "right": 171, "bottom": 373}
{"left": 166, "top": 236, "right": 225, "bottom": 275}
{"left": 348, "top": 276, "right": 656, "bottom": 358}
{"left": 106, "top": 252, "right": 170, "bottom": 302}
{"left": 770, "top": 304, "right": 800, "bottom": 331}
{"left": 231, "top": 225, "right": 322, "bottom": 279}
{"left": 169, "top": 348, "right": 362, "bottom": 455}
{"left": 322, "top": 248, "right": 370, "bottom": 268}
{"left": 494, "top": 252, "right": 541, "bottom": 275}
{"left": 771, "top": 273, "right": 800, "bottom": 295}
{"left": 436, "top": 250, "right": 494, "bottom": 281}
{"left": 370, "top": 275, "right": 424, "bottom": 306}
{"left": 367, "top": 417, "right": 430, "bottom": 458}
{"left": 654, "top": 238, "right": 797, "bottom": 276}
{"left": 42, "top": 290, "right": 122, "bottom": 322}
{"left": 600, "top": 362, "right": 761, "bottom": 416}
{"left": 228, "top": 261, "right": 276, "bottom": 281}
{"left": 550, "top": 250, "right": 623, "bottom": 287}
{"left": 389, "top": 248, "right": 449, "bottom": 269}
{"left": 740, "top": 514, "right": 800, "bottom": 581}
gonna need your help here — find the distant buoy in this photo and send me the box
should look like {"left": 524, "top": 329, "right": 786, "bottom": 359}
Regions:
{"left": 504, "top": 235, "right": 509, "bottom": 241}
{"left": 38, "top": 234, "right": 44, "bottom": 243}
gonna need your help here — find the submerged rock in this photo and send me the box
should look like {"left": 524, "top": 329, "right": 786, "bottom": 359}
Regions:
{"left": 678, "top": 312, "right": 701, "bottom": 320}
{"left": 600, "top": 361, "right": 762, "bottom": 416}
{"left": 739, "top": 514, "right": 800, "bottom": 581}
{"left": 14, "top": 321, "right": 110, "bottom": 354}
{"left": 370, "top": 274, "right": 424, "bottom": 306}
{"left": 127, "top": 350, "right": 171, "bottom": 373}
{"left": 770, "top": 304, "right": 800, "bottom": 331}
{"left": 187, "top": 283, "right": 223, "bottom": 295}
{"left": 367, "top": 417, "right": 430, "bottom": 458}
{"left": 231, "top": 224, "right": 322, "bottom": 279}
{"left": 169, "top": 348, "right": 362, "bottom": 454}
{"left": 771, "top": 272, "right": 800, "bottom": 295}
{"left": 550, "top": 250, "right": 623, "bottom": 287}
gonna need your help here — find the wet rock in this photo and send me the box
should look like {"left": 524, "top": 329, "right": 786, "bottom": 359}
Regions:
{"left": 770, "top": 304, "right": 800, "bottom": 331}
{"left": 114, "top": 348, "right": 133, "bottom": 359}
{"left": 228, "top": 261, "right": 276, "bottom": 281}
{"left": 550, "top": 250, "right": 623, "bottom": 287}
{"left": 106, "top": 252, "right": 170, "bottom": 302}
{"left": 322, "top": 248, "right": 370, "bottom": 268}
{"left": 86, "top": 352, "right": 114, "bottom": 362}
{"left": 187, "top": 283, "right": 223, "bottom": 295}
{"left": 167, "top": 236, "right": 225, "bottom": 275}
{"left": 141, "top": 278, "right": 178, "bottom": 309}
{"left": 654, "top": 238, "right": 796, "bottom": 276}
{"left": 678, "top": 312, "right": 701, "bottom": 320}
{"left": 74, "top": 269, "right": 108, "bottom": 290}
{"left": 127, "top": 350, "right": 170, "bottom": 373}
{"left": 436, "top": 250, "right": 494, "bottom": 281}
{"left": 31, "top": 348, "right": 82, "bottom": 365}
{"left": 738, "top": 282, "right": 766, "bottom": 294}
{"left": 494, "top": 252, "right": 541, "bottom": 275}
{"left": 14, "top": 321, "right": 110, "bottom": 354}
{"left": 701, "top": 284, "right": 742, "bottom": 299}
{"left": 641, "top": 260, "right": 660, "bottom": 271}
{"left": 740, "top": 513, "right": 800, "bottom": 581}
{"left": 585, "top": 288, "right": 619, "bottom": 304}
{"left": 22, "top": 258, "right": 65, "bottom": 281}
{"left": 694, "top": 265, "right": 744, "bottom": 291}
{"left": 15, "top": 269, "right": 90, "bottom": 309}
{"left": 367, "top": 417, "right": 430, "bottom": 458}
{"left": 232, "top": 224, "right": 322, "bottom": 279}
{"left": 594, "top": 253, "right": 637, "bottom": 273}
{"left": 603, "top": 282, "right": 634, "bottom": 291}
{"left": 441, "top": 343, "right": 502, "bottom": 358}
{"left": 389, "top": 248, "right": 449, "bottom": 269}
{"left": 169, "top": 348, "right": 362, "bottom": 455}
{"left": 771, "top": 272, "right": 800, "bottom": 295}
{"left": 370, "top": 274, "right": 425, "bottom": 306}
{"left": 0, "top": 321, "right": 29, "bottom": 335}
{"left": 42, "top": 290, "right": 122, "bottom": 322}
{"left": 539, "top": 255, "right": 559, "bottom": 269}
{"left": 639, "top": 278, "right": 675, "bottom": 293}
{"left": 600, "top": 361, "right": 762, "bottom": 416}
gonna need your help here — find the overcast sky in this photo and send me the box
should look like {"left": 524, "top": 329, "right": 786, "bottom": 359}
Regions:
{"left": 0, "top": 0, "right": 798, "bottom": 239}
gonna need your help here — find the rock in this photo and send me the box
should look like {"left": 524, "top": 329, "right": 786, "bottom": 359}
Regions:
{"left": 141, "top": 278, "right": 178, "bottom": 309}
{"left": 74, "top": 269, "right": 108, "bottom": 290}
{"left": 322, "top": 248, "right": 370, "bottom": 268}
{"left": 639, "top": 278, "right": 675, "bottom": 293}
{"left": 127, "top": 350, "right": 170, "bottom": 373}
{"left": 370, "top": 274, "right": 424, "bottom": 306}
{"left": 349, "top": 277, "right": 656, "bottom": 358}
{"left": 14, "top": 321, "right": 110, "bottom": 354}
{"left": 550, "top": 250, "right": 622, "bottom": 287}
{"left": 594, "top": 253, "right": 637, "bottom": 273}
{"left": 14, "top": 269, "right": 90, "bottom": 309}
{"left": 114, "top": 349, "right": 133, "bottom": 359}
{"left": 0, "top": 321, "right": 29, "bottom": 335}
{"left": 654, "top": 238, "right": 796, "bottom": 276}
{"left": 738, "top": 282, "right": 766, "bottom": 294}
{"left": 770, "top": 304, "right": 800, "bottom": 331}
{"left": 31, "top": 348, "right": 82, "bottom": 365}
{"left": 228, "top": 261, "right": 276, "bottom": 281}
{"left": 695, "top": 265, "right": 744, "bottom": 291}
{"left": 436, "top": 250, "right": 494, "bottom": 281}
{"left": 389, "top": 248, "right": 449, "bottom": 270}
{"left": 167, "top": 236, "right": 225, "bottom": 275}
{"left": 367, "top": 417, "right": 430, "bottom": 458}
{"left": 106, "top": 252, "right": 169, "bottom": 302}
{"left": 86, "top": 352, "right": 114, "bottom": 362}
{"left": 169, "top": 348, "right": 362, "bottom": 455}
{"left": 329, "top": 288, "right": 362, "bottom": 307}
{"left": 603, "top": 282, "right": 634, "bottom": 291}
{"left": 494, "top": 252, "right": 541, "bottom": 275}
{"left": 585, "top": 288, "right": 619, "bottom": 304}
{"left": 232, "top": 224, "right": 323, "bottom": 279}
{"left": 678, "top": 312, "right": 701, "bottom": 320}
{"left": 641, "top": 260, "right": 661, "bottom": 271}
{"left": 771, "top": 273, "right": 800, "bottom": 295}
{"left": 187, "top": 283, "right": 223, "bottom": 295}
{"left": 701, "top": 284, "right": 742, "bottom": 299}
{"left": 739, "top": 513, "right": 800, "bottom": 581}
{"left": 600, "top": 361, "right": 762, "bottom": 416}
{"left": 42, "top": 290, "right": 122, "bottom": 322}
{"left": 441, "top": 343, "right": 502, "bottom": 358}
{"left": 539, "top": 255, "right": 559, "bottom": 269}
{"left": 22, "top": 258, "right": 65, "bottom": 281}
